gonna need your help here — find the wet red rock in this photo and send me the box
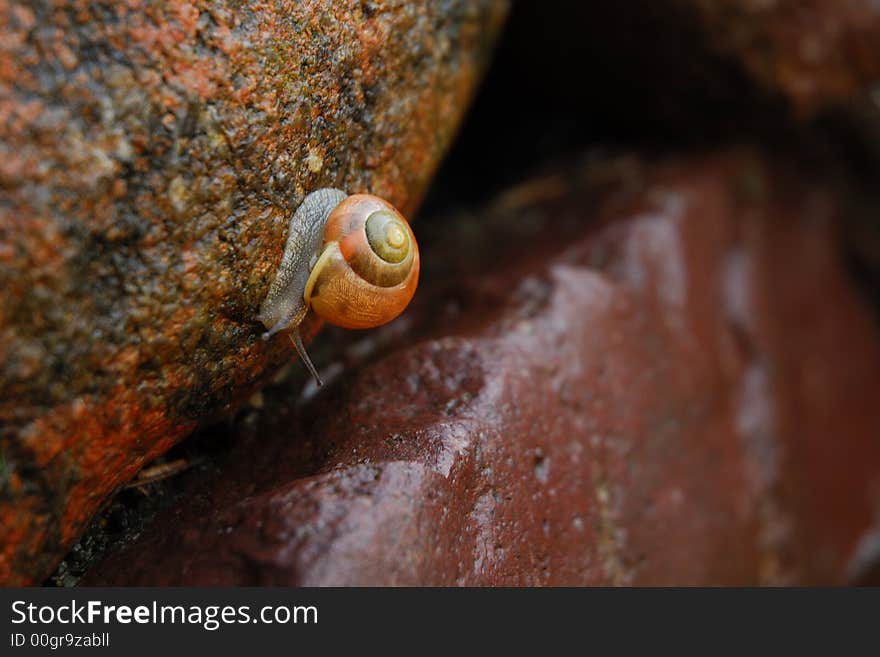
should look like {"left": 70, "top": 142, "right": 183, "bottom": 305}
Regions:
{"left": 86, "top": 153, "right": 880, "bottom": 585}
{"left": 0, "top": 0, "right": 506, "bottom": 585}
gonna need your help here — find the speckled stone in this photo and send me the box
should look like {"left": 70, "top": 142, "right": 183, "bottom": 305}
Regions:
{"left": 0, "top": 0, "right": 506, "bottom": 585}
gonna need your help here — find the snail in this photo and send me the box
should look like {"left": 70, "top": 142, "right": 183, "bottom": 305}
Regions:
{"left": 257, "top": 188, "right": 419, "bottom": 386}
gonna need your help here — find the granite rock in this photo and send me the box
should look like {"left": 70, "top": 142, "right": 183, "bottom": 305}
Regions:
{"left": 0, "top": 0, "right": 506, "bottom": 585}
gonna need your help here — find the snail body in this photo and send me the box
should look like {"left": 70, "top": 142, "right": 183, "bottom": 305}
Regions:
{"left": 258, "top": 188, "right": 419, "bottom": 384}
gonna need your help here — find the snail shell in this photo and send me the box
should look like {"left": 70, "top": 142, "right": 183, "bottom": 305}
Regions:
{"left": 257, "top": 188, "right": 419, "bottom": 384}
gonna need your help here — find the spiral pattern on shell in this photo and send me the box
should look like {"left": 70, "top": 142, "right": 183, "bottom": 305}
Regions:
{"left": 304, "top": 194, "right": 419, "bottom": 330}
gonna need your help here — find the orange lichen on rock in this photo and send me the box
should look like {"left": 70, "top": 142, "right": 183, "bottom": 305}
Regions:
{"left": 0, "top": 0, "right": 507, "bottom": 584}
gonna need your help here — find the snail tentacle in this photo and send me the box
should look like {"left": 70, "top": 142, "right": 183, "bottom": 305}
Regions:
{"left": 290, "top": 330, "right": 322, "bottom": 387}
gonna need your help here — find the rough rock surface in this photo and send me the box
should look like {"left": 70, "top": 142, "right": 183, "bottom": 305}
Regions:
{"left": 87, "top": 152, "right": 880, "bottom": 585}
{"left": 0, "top": 0, "right": 505, "bottom": 585}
